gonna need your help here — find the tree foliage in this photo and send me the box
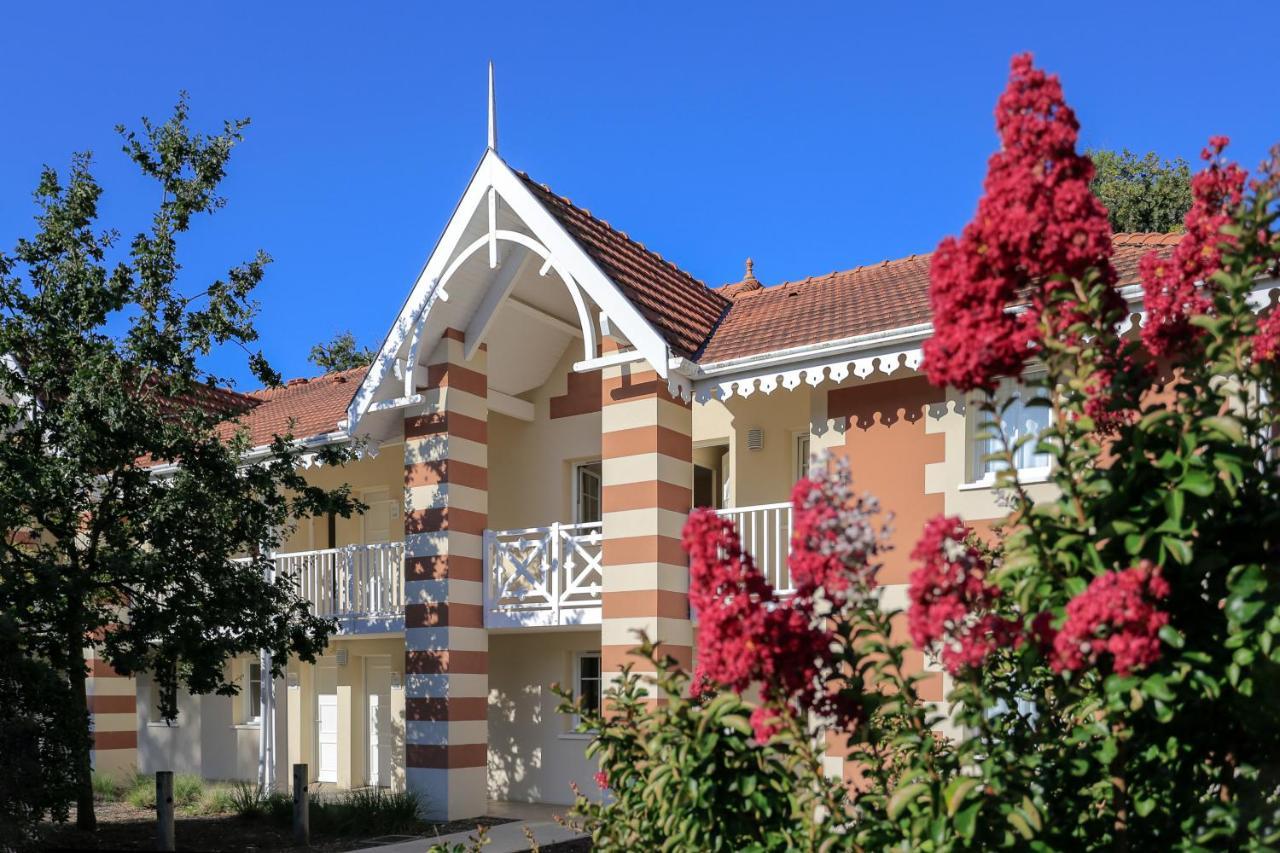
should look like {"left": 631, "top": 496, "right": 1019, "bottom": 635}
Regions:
{"left": 1089, "top": 147, "right": 1193, "bottom": 234}
{"left": 309, "top": 330, "right": 376, "bottom": 373}
{"left": 0, "top": 96, "right": 361, "bottom": 836}
{"left": 564, "top": 55, "right": 1280, "bottom": 850}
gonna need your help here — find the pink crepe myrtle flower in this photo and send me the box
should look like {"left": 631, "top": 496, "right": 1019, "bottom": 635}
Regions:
{"left": 1052, "top": 561, "right": 1171, "bottom": 676}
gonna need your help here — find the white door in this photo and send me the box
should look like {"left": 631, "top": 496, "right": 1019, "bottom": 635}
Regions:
{"left": 317, "top": 694, "right": 338, "bottom": 783}
{"left": 365, "top": 660, "right": 393, "bottom": 787}
{"left": 367, "top": 693, "right": 382, "bottom": 787}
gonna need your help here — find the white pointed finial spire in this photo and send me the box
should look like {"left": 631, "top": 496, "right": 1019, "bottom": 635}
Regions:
{"left": 487, "top": 61, "right": 498, "bottom": 152}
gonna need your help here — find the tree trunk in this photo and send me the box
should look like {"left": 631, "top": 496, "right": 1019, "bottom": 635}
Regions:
{"left": 67, "top": 648, "right": 97, "bottom": 832}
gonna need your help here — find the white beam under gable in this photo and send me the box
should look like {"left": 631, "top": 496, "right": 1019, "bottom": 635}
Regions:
{"left": 465, "top": 247, "right": 532, "bottom": 361}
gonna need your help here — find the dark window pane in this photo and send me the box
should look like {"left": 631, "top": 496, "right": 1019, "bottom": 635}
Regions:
{"left": 582, "top": 681, "right": 600, "bottom": 714}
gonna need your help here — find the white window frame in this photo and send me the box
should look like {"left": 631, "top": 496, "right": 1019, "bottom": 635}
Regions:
{"left": 964, "top": 376, "right": 1053, "bottom": 488}
{"left": 243, "top": 659, "right": 262, "bottom": 727}
{"left": 573, "top": 650, "right": 602, "bottom": 728}
{"left": 572, "top": 460, "right": 602, "bottom": 525}
{"left": 794, "top": 431, "right": 812, "bottom": 483}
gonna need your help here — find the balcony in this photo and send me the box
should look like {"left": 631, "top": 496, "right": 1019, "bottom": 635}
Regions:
{"left": 483, "top": 522, "right": 604, "bottom": 629}
{"left": 269, "top": 542, "right": 405, "bottom": 631}
{"left": 713, "top": 502, "right": 794, "bottom": 594}
{"left": 482, "top": 502, "right": 794, "bottom": 628}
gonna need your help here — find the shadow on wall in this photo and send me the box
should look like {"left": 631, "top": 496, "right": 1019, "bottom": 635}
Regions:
{"left": 486, "top": 683, "right": 544, "bottom": 803}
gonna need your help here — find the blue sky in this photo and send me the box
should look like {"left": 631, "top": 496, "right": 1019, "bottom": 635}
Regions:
{"left": 3, "top": 2, "right": 1277, "bottom": 388}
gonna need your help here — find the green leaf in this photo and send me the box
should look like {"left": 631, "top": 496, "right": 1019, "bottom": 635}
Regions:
{"left": 1162, "top": 536, "right": 1193, "bottom": 565}
{"left": 1201, "top": 415, "right": 1245, "bottom": 444}
{"left": 1158, "top": 624, "right": 1185, "bottom": 649}
{"left": 954, "top": 801, "right": 982, "bottom": 840}
{"left": 1178, "top": 469, "right": 1216, "bottom": 497}
{"left": 944, "top": 777, "right": 980, "bottom": 816}
{"left": 887, "top": 782, "right": 929, "bottom": 820}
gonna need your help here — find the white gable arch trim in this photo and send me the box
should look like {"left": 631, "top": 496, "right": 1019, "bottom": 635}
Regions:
{"left": 399, "top": 228, "right": 598, "bottom": 397}
{"left": 347, "top": 151, "right": 672, "bottom": 435}
{"left": 484, "top": 155, "right": 670, "bottom": 375}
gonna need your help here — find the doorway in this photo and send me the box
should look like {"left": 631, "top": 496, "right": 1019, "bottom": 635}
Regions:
{"left": 315, "top": 659, "right": 338, "bottom": 784}
{"left": 365, "top": 657, "right": 393, "bottom": 787}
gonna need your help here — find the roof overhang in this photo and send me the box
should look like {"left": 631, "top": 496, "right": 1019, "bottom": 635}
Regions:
{"left": 346, "top": 150, "right": 672, "bottom": 439}
{"left": 685, "top": 276, "right": 1280, "bottom": 403}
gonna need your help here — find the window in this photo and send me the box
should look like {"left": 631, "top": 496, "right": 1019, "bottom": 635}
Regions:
{"left": 971, "top": 379, "right": 1052, "bottom": 483}
{"left": 795, "top": 433, "right": 812, "bottom": 483}
{"left": 245, "top": 660, "right": 262, "bottom": 725}
{"left": 146, "top": 674, "right": 179, "bottom": 726}
{"left": 575, "top": 652, "right": 601, "bottom": 718}
{"left": 574, "top": 462, "right": 602, "bottom": 525}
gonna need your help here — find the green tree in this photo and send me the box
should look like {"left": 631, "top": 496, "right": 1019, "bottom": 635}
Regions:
{"left": 0, "top": 97, "right": 361, "bottom": 836}
{"left": 309, "top": 330, "right": 376, "bottom": 372}
{"left": 1088, "top": 147, "right": 1193, "bottom": 233}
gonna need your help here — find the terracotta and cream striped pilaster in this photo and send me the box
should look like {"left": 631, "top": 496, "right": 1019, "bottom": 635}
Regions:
{"left": 402, "top": 328, "right": 488, "bottom": 820}
{"left": 600, "top": 349, "right": 694, "bottom": 693}
{"left": 84, "top": 647, "right": 138, "bottom": 777}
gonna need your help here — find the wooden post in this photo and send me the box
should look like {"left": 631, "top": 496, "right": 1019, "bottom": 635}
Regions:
{"left": 155, "top": 771, "right": 175, "bottom": 851}
{"left": 293, "top": 763, "right": 309, "bottom": 846}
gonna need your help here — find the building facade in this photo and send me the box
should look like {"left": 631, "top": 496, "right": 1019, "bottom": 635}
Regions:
{"left": 86, "top": 111, "right": 1274, "bottom": 820}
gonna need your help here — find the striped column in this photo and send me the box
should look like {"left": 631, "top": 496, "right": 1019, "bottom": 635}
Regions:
{"left": 402, "top": 328, "right": 489, "bottom": 820}
{"left": 84, "top": 647, "right": 138, "bottom": 777}
{"left": 600, "top": 348, "right": 694, "bottom": 694}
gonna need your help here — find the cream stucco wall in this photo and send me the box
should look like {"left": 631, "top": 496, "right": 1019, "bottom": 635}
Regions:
{"left": 488, "top": 345, "right": 601, "bottom": 530}
{"left": 279, "top": 448, "right": 407, "bottom": 554}
{"left": 693, "top": 389, "right": 813, "bottom": 508}
{"left": 487, "top": 630, "right": 602, "bottom": 805}
{"left": 136, "top": 655, "right": 287, "bottom": 783}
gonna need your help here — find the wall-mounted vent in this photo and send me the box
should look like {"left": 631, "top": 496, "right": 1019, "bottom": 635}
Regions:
{"left": 335, "top": 648, "right": 349, "bottom": 667}
{"left": 747, "top": 428, "right": 764, "bottom": 451}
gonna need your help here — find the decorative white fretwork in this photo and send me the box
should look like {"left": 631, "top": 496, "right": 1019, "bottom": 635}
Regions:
{"left": 484, "top": 521, "right": 603, "bottom": 628}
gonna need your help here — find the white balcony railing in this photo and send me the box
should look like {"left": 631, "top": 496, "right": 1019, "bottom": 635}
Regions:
{"left": 484, "top": 521, "right": 603, "bottom": 628}
{"left": 270, "top": 543, "right": 405, "bottom": 619}
{"left": 715, "top": 501, "right": 794, "bottom": 593}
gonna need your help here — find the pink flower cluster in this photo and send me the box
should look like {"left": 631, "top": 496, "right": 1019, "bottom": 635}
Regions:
{"left": 1051, "top": 561, "right": 1170, "bottom": 676}
{"left": 1139, "top": 137, "right": 1248, "bottom": 359}
{"left": 907, "top": 515, "right": 1017, "bottom": 674}
{"left": 788, "top": 454, "right": 885, "bottom": 606}
{"left": 1256, "top": 311, "right": 1280, "bottom": 362}
{"left": 683, "top": 454, "right": 885, "bottom": 742}
{"left": 923, "top": 53, "right": 1118, "bottom": 394}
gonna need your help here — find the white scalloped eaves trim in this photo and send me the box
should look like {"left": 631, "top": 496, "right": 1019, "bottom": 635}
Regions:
{"left": 692, "top": 345, "right": 926, "bottom": 403}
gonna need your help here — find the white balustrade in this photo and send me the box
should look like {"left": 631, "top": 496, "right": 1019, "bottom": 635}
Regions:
{"left": 484, "top": 521, "right": 603, "bottom": 628}
{"left": 270, "top": 542, "right": 405, "bottom": 619}
{"left": 714, "top": 502, "right": 794, "bottom": 593}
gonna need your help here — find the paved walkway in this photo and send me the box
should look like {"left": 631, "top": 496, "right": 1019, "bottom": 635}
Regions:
{"left": 352, "top": 801, "right": 586, "bottom": 853}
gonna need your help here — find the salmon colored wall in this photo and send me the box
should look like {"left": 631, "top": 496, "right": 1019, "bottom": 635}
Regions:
{"left": 826, "top": 375, "right": 948, "bottom": 770}
{"left": 828, "top": 375, "right": 946, "bottom": 586}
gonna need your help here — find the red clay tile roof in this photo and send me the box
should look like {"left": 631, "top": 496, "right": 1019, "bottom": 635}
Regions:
{"left": 199, "top": 234, "right": 1187, "bottom": 438}
{"left": 517, "top": 171, "right": 730, "bottom": 358}
{"left": 697, "top": 233, "right": 1181, "bottom": 364}
{"left": 217, "top": 366, "right": 366, "bottom": 446}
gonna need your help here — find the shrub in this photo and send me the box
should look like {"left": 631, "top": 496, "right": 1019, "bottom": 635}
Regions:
{"left": 311, "top": 787, "right": 422, "bottom": 836}
{"left": 195, "top": 784, "right": 238, "bottom": 815}
{"left": 564, "top": 52, "right": 1280, "bottom": 851}
{"left": 124, "top": 773, "right": 157, "bottom": 810}
{"left": 172, "top": 774, "right": 205, "bottom": 809}
{"left": 90, "top": 771, "right": 123, "bottom": 802}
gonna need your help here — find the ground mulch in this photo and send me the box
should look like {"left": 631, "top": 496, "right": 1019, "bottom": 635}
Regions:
{"left": 34, "top": 801, "right": 511, "bottom": 852}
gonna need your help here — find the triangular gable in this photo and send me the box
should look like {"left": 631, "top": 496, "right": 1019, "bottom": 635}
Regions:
{"left": 347, "top": 150, "right": 675, "bottom": 435}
